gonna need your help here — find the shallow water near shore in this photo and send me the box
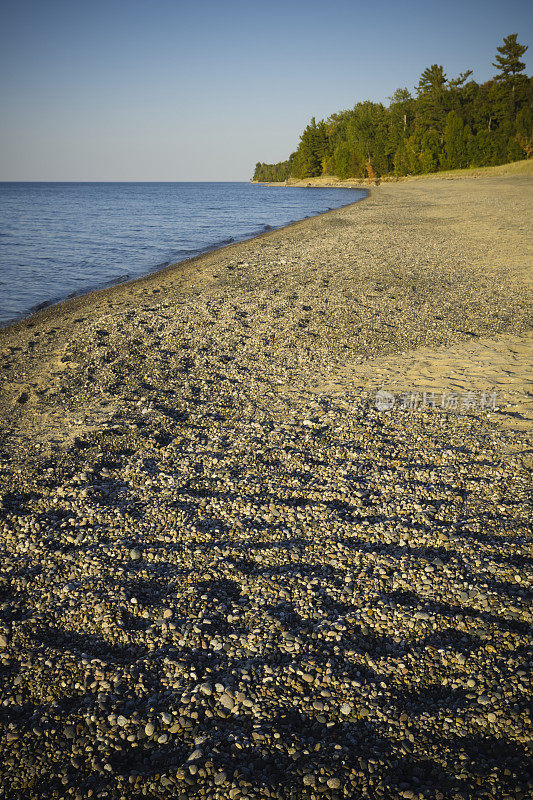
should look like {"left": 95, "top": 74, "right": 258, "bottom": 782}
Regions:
{"left": 0, "top": 181, "right": 365, "bottom": 325}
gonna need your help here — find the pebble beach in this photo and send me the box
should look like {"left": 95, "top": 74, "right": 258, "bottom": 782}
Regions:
{"left": 0, "top": 164, "right": 532, "bottom": 800}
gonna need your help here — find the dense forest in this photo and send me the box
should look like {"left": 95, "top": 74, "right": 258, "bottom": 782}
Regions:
{"left": 253, "top": 34, "right": 532, "bottom": 182}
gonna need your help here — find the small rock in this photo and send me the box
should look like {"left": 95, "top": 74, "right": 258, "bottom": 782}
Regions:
{"left": 220, "top": 693, "right": 235, "bottom": 710}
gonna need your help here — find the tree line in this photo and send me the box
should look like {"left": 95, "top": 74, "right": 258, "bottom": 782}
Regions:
{"left": 253, "top": 34, "right": 531, "bottom": 182}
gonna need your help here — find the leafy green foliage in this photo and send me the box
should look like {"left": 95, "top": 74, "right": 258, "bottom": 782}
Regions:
{"left": 252, "top": 35, "right": 531, "bottom": 181}
{"left": 253, "top": 160, "right": 291, "bottom": 182}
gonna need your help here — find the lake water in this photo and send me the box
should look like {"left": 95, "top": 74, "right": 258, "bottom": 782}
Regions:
{"left": 0, "top": 182, "right": 365, "bottom": 326}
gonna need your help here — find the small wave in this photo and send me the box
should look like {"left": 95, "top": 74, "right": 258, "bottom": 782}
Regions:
{"left": 31, "top": 299, "right": 53, "bottom": 312}
{"left": 104, "top": 274, "right": 130, "bottom": 287}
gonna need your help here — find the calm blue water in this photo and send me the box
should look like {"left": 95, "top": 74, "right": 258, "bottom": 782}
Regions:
{"left": 0, "top": 182, "right": 365, "bottom": 326}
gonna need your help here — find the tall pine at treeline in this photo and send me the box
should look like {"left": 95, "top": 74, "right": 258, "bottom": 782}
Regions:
{"left": 253, "top": 35, "right": 532, "bottom": 182}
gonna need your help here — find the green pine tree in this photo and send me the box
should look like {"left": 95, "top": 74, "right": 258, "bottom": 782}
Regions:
{"left": 416, "top": 65, "right": 449, "bottom": 131}
{"left": 492, "top": 34, "right": 528, "bottom": 86}
{"left": 443, "top": 111, "right": 468, "bottom": 169}
{"left": 417, "top": 65, "right": 447, "bottom": 94}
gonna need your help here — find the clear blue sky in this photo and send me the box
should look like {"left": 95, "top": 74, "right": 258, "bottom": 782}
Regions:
{"left": 1, "top": 0, "right": 531, "bottom": 181}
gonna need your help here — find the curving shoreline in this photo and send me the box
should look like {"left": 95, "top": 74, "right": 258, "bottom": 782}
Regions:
{"left": 0, "top": 185, "right": 367, "bottom": 331}
{"left": 0, "top": 166, "right": 532, "bottom": 800}
{"left": 0, "top": 196, "right": 362, "bottom": 335}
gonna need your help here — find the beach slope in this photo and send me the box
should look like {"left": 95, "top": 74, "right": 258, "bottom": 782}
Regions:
{"left": 0, "top": 166, "right": 531, "bottom": 800}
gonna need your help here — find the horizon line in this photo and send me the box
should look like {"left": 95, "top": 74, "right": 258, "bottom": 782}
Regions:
{"left": 0, "top": 179, "right": 255, "bottom": 184}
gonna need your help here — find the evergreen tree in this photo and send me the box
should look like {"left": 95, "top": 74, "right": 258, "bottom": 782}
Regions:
{"left": 443, "top": 111, "right": 469, "bottom": 169}
{"left": 419, "top": 129, "right": 441, "bottom": 172}
{"left": 417, "top": 65, "right": 447, "bottom": 94}
{"left": 416, "top": 65, "right": 449, "bottom": 131}
{"left": 492, "top": 34, "right": 528, "bottom": 86}
{"left": 253, "top": 161, "right": 291, "bottom": 182}
{"left": 448, "top": 70, "right": 473, "bottom": 88}
{"left": 389, "top": 88, "right": 413, "bottom": 139}
{"left": 293, "top": 118, "right": 323, "bottom": 178}
{"left": 469, "top": 129, "right": 494, "bottom": 167}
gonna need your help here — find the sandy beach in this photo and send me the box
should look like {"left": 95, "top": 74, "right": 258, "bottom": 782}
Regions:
{"left": 0, "top": 164, "right": 532, "bottom": 800}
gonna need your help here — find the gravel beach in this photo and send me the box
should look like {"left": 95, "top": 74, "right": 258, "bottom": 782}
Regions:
{"left": 0, "top": 164, "right": 532, "bottom": 800}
